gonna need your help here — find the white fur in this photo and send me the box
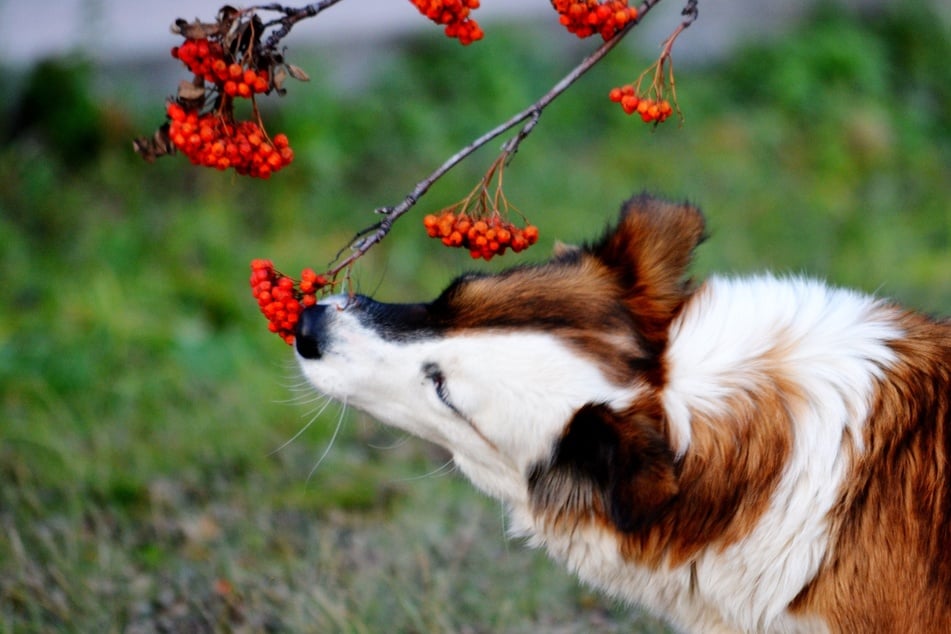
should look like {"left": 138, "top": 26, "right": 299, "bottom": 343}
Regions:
{"left": 297, "top": 275, "right": 903, "bottom": 633}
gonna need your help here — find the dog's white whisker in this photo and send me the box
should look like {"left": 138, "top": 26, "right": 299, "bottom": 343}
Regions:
{"left": 390, "top": 458, "right": 456, "bottom": 483}
{"left": 282, "top": 375, "right": 320, "bottom": 395}
{"left": 298, "top": 390, "right": 334, "bottom": 408}
{"left": 269, "top": 395, "right": 335, "bottom": 456}
{"left": 366, "top": 433, "right": 411, "bottom": 451}
{"left": 498, "top": 502, "right": 512, "bottom": 552}
{"left": 273, "top": 389, "right": 326, "bottom": 407}
{"left": 306, "top": 398, "right": 348, "bottom": 482}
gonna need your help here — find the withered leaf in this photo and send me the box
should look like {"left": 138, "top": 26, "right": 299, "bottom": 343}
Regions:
{"left": 217, "top": 5, "right": 240, "bottom": 25}
{"left": 133, "top": 124, "right": 175, "bottom": 163}
{"left": 177, "top": 79, "right": 206, "bottom": 102}
{"left": 272, "top": 66, "right": 287, "bottom": 94}
{"left": 171, "top": 18, "right": 220, "bottom": 39}
{"left": 285, "top": 64, "right": 310, "bottom": 82}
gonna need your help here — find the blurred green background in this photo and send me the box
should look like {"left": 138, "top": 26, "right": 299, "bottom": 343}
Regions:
{"left": 1, "top": 2, "right": 949, "bottom": 632}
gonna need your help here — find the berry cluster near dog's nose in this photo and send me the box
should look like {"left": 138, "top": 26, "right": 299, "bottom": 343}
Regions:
{"left": 250, "top": 260, "right": 328, "bottom": 345}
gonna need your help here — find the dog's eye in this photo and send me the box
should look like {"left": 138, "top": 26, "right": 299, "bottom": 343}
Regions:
{"left": 422, "top": 362, "right": 450, "bottom": 402}
{"left": 422, "top": 362, "right": 474, "bottom": 428}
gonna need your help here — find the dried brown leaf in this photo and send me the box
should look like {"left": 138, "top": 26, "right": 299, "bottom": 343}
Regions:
{"left": 177, "top": 80, "right": 206, "bottom": 102}
{"left": 272, "top": 66, "right": 287, "bottom": 94}
{"left": 171, "top": 18, "right": 220, "bottom": 39}
{"left": 133, "top": 124, "right": 175, "bottom": 163}
{"left": 285, "top": 64, "right": 310, "bottom": 82}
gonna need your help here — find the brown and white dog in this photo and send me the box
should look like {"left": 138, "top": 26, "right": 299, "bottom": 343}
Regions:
{"left": 294, "top": 194, "right": 951, "bottom": 633}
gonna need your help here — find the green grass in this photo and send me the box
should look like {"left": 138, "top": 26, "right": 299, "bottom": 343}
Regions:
{"left": 1, "top": 4, "right": 949, "bottom": 632}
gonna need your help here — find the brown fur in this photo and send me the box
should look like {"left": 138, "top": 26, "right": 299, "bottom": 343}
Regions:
{"left": 529, "top": 196, "right": 794, "bottom": 565}
{"left": 791, "top": 310, "right": 951, "bottom": 631}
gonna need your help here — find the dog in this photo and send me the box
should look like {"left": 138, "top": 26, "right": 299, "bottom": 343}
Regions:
{"left": 294, "top": 194, "right": 950, "bottom": 633}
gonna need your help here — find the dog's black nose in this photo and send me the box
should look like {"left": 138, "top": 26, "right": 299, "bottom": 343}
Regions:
{"left": 295, "top": 304, "right": 329, "bottom": 359}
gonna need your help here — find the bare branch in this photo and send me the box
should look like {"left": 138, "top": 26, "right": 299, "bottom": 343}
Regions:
{"left": 251, "top": 0, "right": 348, "bottom": 49}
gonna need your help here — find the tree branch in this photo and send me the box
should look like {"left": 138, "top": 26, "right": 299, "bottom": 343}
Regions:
{"left": 250, "top": 1, "right": 348, "bottom": 49}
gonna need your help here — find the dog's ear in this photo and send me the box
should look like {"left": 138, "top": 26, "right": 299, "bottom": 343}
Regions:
{"left": 528, "top": 403, "right": 678, "bottom": 534}
{"left": 592, "top": 194, "right": 706, "bottom": 352}
{"left": 551, "top": 240, "right": 581, "bottom": 259}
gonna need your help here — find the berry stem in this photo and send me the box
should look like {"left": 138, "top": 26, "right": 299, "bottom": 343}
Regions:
{"left": 661, "top": 0, "right": 698, "bottom": 116}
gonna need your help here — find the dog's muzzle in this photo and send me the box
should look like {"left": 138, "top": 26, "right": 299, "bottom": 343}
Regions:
{"left": 295, "top": 304, "right": 330, "bottom": 359}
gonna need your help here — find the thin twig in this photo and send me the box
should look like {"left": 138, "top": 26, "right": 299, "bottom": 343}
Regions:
{"left": 661, "top": 0, "right": 699, "bottom": 60}
{"left": 328, "top": 0, "right": 672, "bottom": 278}
{"left": 657, "top": 0, "right": 699, "bottom": 115}
{"left": 251, "top": 0, "right": 348, "bottom": 50}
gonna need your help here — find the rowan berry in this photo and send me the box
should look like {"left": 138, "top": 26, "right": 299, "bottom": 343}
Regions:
{"left": 165, "top": 102, "right": 294, "bottom": 178}
{"left": 422, "top": 210, "right": 538, "bottom": 261}
{"left": 551, "top": 0, "right": 638, "bottom": 41}
{"left": 172, "top": 37, "right": 228, "bottom": 83}
{"left": 167, "top": 103, "right": 187, "bottom": 122}
{"left": 250, "top": 260, "right": 330, "bottom": 344}
{"left": 608, "top": 84, "right": 674, "bottom": 124}
{"left": 410, "top": 0, "right": 484, "bottom": 45}
{"left": 152, "top": 18, "right": 307, "bottom": 179}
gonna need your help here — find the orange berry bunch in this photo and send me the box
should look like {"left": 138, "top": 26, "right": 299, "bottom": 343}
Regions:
{"left": 164, "top": 29, "right": 294, "bottom": 178}
{"left": 223, "top": 65, "right": 271, "bottom": 99}
{"left": 166, "top": 103, "right": 294, "bottom": 178}
{"left": 410, "top": 0, "right": 484, "bottom": 45}
{"left": 423, "top": 212, "right": 539, "bottom": 261}
{"left": 250, "top": 259, "right": 328, "bottom": 345}
{"left": 135, "top": 10, "right": 308, "bottom": 172}
{"left": 608, "top": 85, "right": 674, "bottom": 123}
{"left": 172, "top": 38, "right": 271, "bottom": 98}
{"left": 551, "top": 0, "right": 638, "bottom": 40}
{"left": 171, "top": 38, "right": 226, "bottom": 83}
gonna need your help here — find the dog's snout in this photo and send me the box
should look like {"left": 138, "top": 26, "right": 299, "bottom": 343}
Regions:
{"left": 295, "top": 304, "right": 330, "bottom": 359}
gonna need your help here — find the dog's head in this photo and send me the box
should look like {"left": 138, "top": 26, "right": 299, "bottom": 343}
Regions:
{"left": 295, "top": 194, "right": 704, "bottom": 520}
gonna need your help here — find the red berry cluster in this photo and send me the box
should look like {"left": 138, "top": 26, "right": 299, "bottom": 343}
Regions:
{"left": 608, "top": 85, "right": 674, "bottom": 123}
{"left": 250, "top": 260, "right": 328, "bottom": 345}
{"left": 171, "top": 38, "right": 226, "bottom": 83}
{"left": 225, "top": 66, "right": 271, "bottom": 98}
{"left": 173, "top": 38, "right": 271, "bottom": 98}
{"left": 424, "top": 212, "right": 539, "bottom": 261}
{"left": 551, "top": 0, "right": 639, "bottom": 40}
{"left": 166, "top": 103, "right": 294, "bottom": 178}
{"left": 410, "top": 0, "right": 484, "bottom": 45}
{"left": 165, "top": 33, "right": 294, "bottom": 178}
